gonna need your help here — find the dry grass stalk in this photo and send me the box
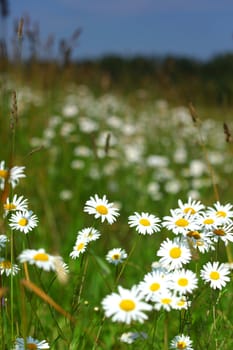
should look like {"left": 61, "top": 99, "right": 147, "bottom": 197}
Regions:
{"left": 223, "top": 122, "right": 232, "bottom": 143}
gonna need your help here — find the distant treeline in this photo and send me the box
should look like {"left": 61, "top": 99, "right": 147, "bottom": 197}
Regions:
{"left": 1, "top": 53, "right": 233, "bottom": 106}
{"left": 75, "top": 53, "right": 233, "bottom": 106}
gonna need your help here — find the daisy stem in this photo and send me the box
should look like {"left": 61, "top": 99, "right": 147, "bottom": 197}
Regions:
{"left": 114, "top": 234, "right": 139, "bottom": 287}
{"left": 76, "top": 255, "right": 89, "bottom": 310}
{"left": 164, "top": 313, "right": 169, "bottom": 350}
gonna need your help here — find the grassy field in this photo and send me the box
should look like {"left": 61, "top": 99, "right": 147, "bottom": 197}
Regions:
{"left": 1, "top": 65, "right": 233, "bottom": 349}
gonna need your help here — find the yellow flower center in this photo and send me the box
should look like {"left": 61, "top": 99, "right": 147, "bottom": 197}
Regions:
{"left": 187, "top": 231, "right": 201, "bottom": 239}
{"left": 150, "top": 282, "right": 160, "bottom": 291}
{"left": 196, "top": 240, "right": 204, "bottom": 246}
{"left": 177, "top": 299, "right": 185, "bottom": 307}
{"left": 175, "top": 218, "right": 189, "bottom": 227}
{"left": 18, "top": 218, "right": 28, "bottom": 226}
{"left": 139, "top": 218, "right": 150, "bottom": 226}
{"left": 210, "top": 271, "right": 220, "bottom": 280}
{"left": 169, "top": 247, "right": 182, "bottom": 259}
{"left": 119, "top": 299, "right": 136, "bottom": 311}
{"left": 112, "top": 254, "right": 120, "bottom": 260}
{"left": 184, "top": 207, "right": 196, "bottom": 214}
{"left": 76, "top": 243, "right": 85, "bottom": 251}
{"left": 161, "top": 298, "right": 172, "bottom": 304}
{"left": 216, "top": 210, "right": 227, "bottom": 217}
{"left": 177, "top": 341, "right": 187, "bottom": 349}
{"left": 0, "top": 260, "right": 12, "bottom": 269}
{"left": 214, "top": 229, "right": 226, "bottom": 236}
{"left": 27, "top": 344, "right": 37, "bottom": 350}
{"left": 96, "top": 205, "right": 108, "bottom": 215}
{"left": 33, "top": 252, "right": 49, "bottom": 261}
{"left": 4, "top": 203, "right": 16, "bottom": 211}
{"left": 203, "top": 218, "right": 214, "bottom": 225}
{"left": 178, "top": 278, "right": 188, "bottom": 287}
{"left": 0, "top": 169, "right": 8, "bottom": 179}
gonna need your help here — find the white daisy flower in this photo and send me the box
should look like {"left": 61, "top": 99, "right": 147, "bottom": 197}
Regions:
{"left": 84, "top": 194, "right": 120, "bottom": 224}
{"left": 196, "top": 213, "right": 222, "bottom": 231}
{"left": 200, "top": 261, "right": 230, "bottom": 290}
{"left": 0, "top": 161, "right": 26, "bottom": 190}
{"left": 186, "top": 230, "right": 215, "bottom": 253}
{"left": 102, "top": 285, "right": 152, "bottom": 324}
{"left": 119, "top": 331, "right": 148, "bottom": 344}
{"left": 138, "top": 270, "right": 171, "bottom": 301}
{"left": 206, "top": 202, "right": 233, "bottom": 224}
{"left": 9, "top": 210, "right": 38, "bottom": 234}
{"left": 52, "top": 256, "right": 69, "bottom": 284}
{"left": 128, "top": 212, "right": 161, "bottom": 235}
{"left": 0, "top": 259, "right": 20, "bottom": 276}
{"left": 3, "top": 194, "right": 28, "bottom": 216}
{"left": 162, "top": 209, "right": 199, "bottom": 236}
{"left": 170, "top": 269, "right": 198, "bottom": 295}
{"left": 0, "top": 235, "right": 8, "bottom": 250}
{"left": 77, "top": 227, "right": 101, "bottom": 242}
{"left": 70, "top": 237, "right": 88, "bottom": 259}
{"left": 14, "top": 336, "right": 50, "bottom": 349}
{"left": 153, "top": 290, "right": 175, "bottom": 311}
{"left": 172, "top": 296, "right": 191, "bottom": 310}
{"left": 177, "top": 197, "right": 205, "bottom": 215}
{"left": 211, "top": 223, "right": 233, "bottom": 246}
{"left": 18, "top": 249, "right": 56, "bottom": 271}
{"left": 157, "top": 238, "right": 192, "bottom": 271}
{"left": 106, "top": 248, "right": 127, "bottom": 265}
{"left": 170, "top": 334, "right": 193, "bottom": 350}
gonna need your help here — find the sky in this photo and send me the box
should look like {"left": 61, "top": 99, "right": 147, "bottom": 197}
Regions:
{"left": 2, "top": 0, "right": 233, "bottom": 61}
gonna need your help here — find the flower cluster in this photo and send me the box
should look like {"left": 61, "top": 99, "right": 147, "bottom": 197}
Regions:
{"left": 83, "top": 195, "right": 233, "bottom": 348}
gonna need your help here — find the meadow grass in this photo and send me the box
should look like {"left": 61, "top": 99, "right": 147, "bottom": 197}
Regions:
{"left": 1, "top": 74, "right": 233, "bottom": 349}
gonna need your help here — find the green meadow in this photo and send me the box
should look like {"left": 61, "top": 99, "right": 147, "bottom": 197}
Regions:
{"left": 1, "top": 54, "right": 233, "bottom": 350}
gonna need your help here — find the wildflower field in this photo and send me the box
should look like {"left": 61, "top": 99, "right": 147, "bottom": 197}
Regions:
{"left": 1, "top": 68, "right": 233, "bottom": 350}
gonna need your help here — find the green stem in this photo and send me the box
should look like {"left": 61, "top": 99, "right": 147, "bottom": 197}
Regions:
{"left": 164, "top": 313, "right": 169, "bottom": 350}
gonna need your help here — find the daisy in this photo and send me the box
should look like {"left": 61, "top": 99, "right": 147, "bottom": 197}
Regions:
{"left": 128, "top": 212, "right": 161, "bottom": 235}
{"left": 162, "top": 209, "right": 199, "bottom": 236}
{"left": 0, "top": 235, "right": 8, "bottom": 250}
{"left": 0, "top": 259, "right": 20, "bottom": 276}
{"left": 101, "top": 285, "right": 152, "bottom": 324}
{"left": 18, "top": 249, "right": 56, "bottom": 271}
{"left": 170, "top": 269, "right": 198, "bottom": 295}
{"left": 77, "top": 227, "right": 101, "bottom": 242}
{"left": 211, "top": 222, "right": 233, "bottom": 246}
{"left": 153, "top": 290, "right": 175, "bottom": 311}
{"left": 84, "top": 194, "right": 120, "bottom": 224}
{"left": 196, "top": 213, "right": 222, "bottom": 231}
{"left": 157, "top": 238, "right": 192, "bottom": 271}
{"left": 138, "top": 270, "right": 171, "bottom": 301}
{"left": 177, "top": 197, "right": 205, "bottom": 215}
{"left": 119, "top": 331, "right": 148, "bottom": 344}
{"left": 206, "top": 202, "right": 233, "bottom": 224}
{"left": 70, "top": 237, "right": 88, "bottom": 259}
{"left": 200, "top": 261, "right": 230, "bottom": 290}
{"left": 172, "top": 296, "right": 191, "bottom": 310}
{"left": 53, "top": 256, "right": 69, "bottom": 284}
{"left": 106, "top": 248, "right": 127, "bottom": 265}
{"left": 170, "top": 334, "right": 193, "bottom": 350}
{"left": 3, "top": 194, "right": 28, "bottom": 216}
{"left": 14, "top": 336, "right": 49, "bottom": 349}
{"left": 0, "top": 160, "right": 26, "bottom": 190}
{"left": 186, "top": 230, "right": 215, "bottom": 253}
{"left": 9, "top": 210, "right": 38, "bottom": 234}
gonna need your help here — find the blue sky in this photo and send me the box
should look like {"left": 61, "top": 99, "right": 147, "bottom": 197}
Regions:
{"left": 3, "top": 0, "right": 233, "bottom": 60}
